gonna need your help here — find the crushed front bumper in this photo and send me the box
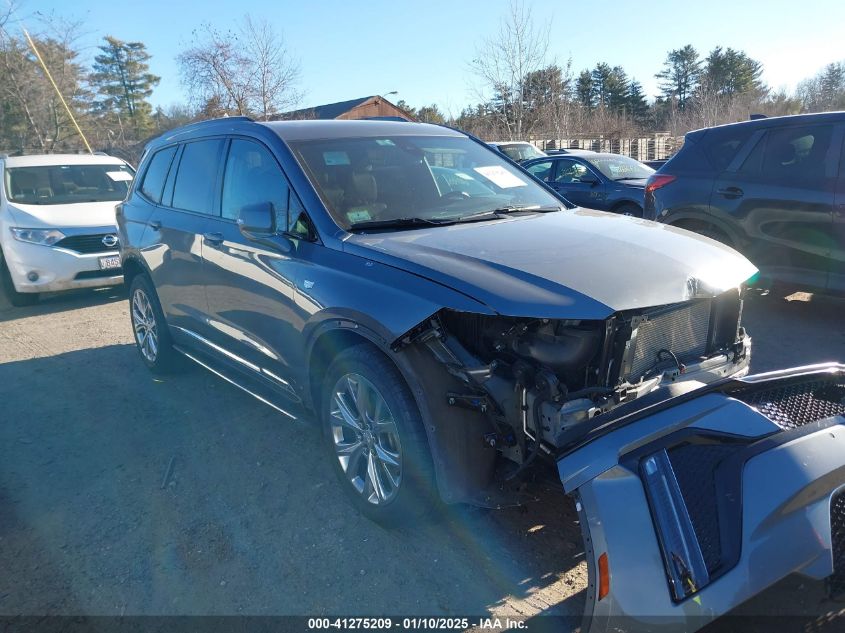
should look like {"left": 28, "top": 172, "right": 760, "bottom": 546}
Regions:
{"left": 558, "top": 364, "right": 845, "bottom": 633}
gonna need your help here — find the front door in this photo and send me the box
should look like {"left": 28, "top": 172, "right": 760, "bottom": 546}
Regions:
{"left": 202, "top": 138, "right": 302, "bottom": 396}
{"left": 831, "top": 131, "right": 845, "bottom": 292}
{"left": 549, "top": 158, "right": 607, "bottom": 210}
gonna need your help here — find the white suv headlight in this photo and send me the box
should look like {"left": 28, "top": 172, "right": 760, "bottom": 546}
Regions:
{"left": 10, "top": 227, "right": 66, "bottom": 246}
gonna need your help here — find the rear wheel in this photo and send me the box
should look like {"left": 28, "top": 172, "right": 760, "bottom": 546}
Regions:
{"left": 129, "top": 274, "right": 181, "bottom": 373}
{"left": 0, "top": 253, "right": 38, "bottom": 307}
{"left": 321, "top": 343, "right": 438, "bottom": 526}
{"left": 614, "top": 202, "right": 643, "bottom": 217}
{"left": 674, "top": 220, "right": 734, "bottom": 248}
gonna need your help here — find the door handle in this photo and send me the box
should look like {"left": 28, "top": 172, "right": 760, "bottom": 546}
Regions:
{"left": 203, "top": 232, "right": 224, "bottom": 246}
{"left": 148, "top": 220, "right": 162, "bottom": 231}
{"left": 716, "top": 186, "right": 744, "bottom": 199}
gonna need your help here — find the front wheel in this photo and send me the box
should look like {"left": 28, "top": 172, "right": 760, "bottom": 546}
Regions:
{"left": 129, "top": 274, "right": 181, "bottom": 373}
{"left": 0, "top": 254, "right": 38, "bottom": 307}
{"left": 321, "top": 344, "right": 438, "bottom": 526}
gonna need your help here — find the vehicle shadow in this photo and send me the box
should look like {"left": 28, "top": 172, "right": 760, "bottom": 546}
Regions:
{"left": 0, "top": 285, "right": 126, "bottom": 323}
{"left": 0, "top": 344, "right": 586, "bottom": 619}
{"left": 744, "top": 289, "right": 845, "bottom": 373}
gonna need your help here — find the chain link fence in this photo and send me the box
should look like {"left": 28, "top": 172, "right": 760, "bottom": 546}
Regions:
{"left": 530, "top": 134, "right": 684, "bottom": 161}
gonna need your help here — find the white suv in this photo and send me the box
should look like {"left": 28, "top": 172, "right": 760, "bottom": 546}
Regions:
{"left": 0, "top": 153, "right": 134, "bottom": 306}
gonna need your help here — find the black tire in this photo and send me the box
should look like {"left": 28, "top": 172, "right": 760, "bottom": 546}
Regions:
{"left": 614, "top": 202, "right": 643, "bottom": 217}
{"left": 0, "top": 253, "right": 38, "bottom": 307}
{"left": 321, "top": 343, "right": 438, "bottom": 526}
{"left": 697, "top": 224, "right": 734, "bottom": 247}
{"left": 128, "top": 274, "right": 182, "bottom": 373}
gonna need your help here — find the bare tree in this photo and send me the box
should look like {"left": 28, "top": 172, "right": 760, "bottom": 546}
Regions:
{"left": 177, "top": 15, "right": 300, "bottom": 120}
{"left": 0, "top": 10, "right": 91, "bottom": 153}
{"left": 470, "top": 0, "right": 550, "bottom": 140}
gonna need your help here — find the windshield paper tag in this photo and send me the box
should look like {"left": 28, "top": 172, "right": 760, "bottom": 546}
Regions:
{"left": 473, "top": 166, "right": 527, "bottom": 188}
{"left": 346, "top": 209, "right": 372, "bottom": 223}
{"left": 323, "top": 151, "right": 351, "bottom": 166}
{"left": 106, "top": 171, "right": 133, "bottom": 182}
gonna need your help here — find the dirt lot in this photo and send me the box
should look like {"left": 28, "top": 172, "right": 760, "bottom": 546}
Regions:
{"left": 1, "top": 285, "right": 845, "bottom": 627}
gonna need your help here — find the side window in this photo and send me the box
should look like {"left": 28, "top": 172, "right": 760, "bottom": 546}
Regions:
{"left": 738, "top": 134, "right": 765, "bottom": 175}
{"left": 221, "top": 139, "right": 290, "bottom": 230}
{"left": 555, "top": 160, "right": 589, "bottom": 183}
{"left": 760, "top": 124, "right": 835, "bottom": 185}
{"left": 704, "top": 127, "right": 754, "bottom": 171}
{"left": 140, "top": 146, "right": 176, "bottom": 203}
{"left": 172, "top": 139, "right": 224, "bottom": 214}
{"left": 287, "top": 193, "right": 313, "bottom": 240}
{"left": 526, "top": 160, "right": 554, "bottom": 182}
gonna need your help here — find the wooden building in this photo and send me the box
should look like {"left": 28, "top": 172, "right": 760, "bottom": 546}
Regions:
{"left": 277, "top": 96, "right": 414, "bottom": 122}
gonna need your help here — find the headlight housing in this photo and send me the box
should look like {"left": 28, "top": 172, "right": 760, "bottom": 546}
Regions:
{"left": 10, "top": 227, "right": 65, "bottom": 246}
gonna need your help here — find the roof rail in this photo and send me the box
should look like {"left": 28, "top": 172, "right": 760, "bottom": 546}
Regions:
{"left": 93, "top": 151, "right": 109, "bottom": 156}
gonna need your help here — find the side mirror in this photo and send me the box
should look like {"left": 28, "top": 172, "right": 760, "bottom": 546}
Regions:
{"left": 579, "top": 174, "right": 600, "bottom": 186}
{"left": 237, "top": 202, "right": 274, "bottom": 236}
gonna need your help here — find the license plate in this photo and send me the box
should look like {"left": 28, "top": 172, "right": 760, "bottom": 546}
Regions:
{"left": 99, "top": 255, "right": 121, "bottom": 270}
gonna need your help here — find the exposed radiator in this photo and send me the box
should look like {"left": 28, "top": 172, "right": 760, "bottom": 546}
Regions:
{"left": 628, "top": 300, "right": 712, "bottom": 381}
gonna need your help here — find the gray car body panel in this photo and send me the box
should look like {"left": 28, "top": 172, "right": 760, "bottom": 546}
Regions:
{"left": 562, "top": 364, "right": 845, "bottom": 632}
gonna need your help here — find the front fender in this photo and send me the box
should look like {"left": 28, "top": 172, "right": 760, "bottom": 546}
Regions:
{"left": 295, "top": 249, "right": 499, "bottom": 503}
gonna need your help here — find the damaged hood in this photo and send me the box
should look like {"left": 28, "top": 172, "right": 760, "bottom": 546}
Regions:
{"left": 343, "top": 208, "right": 758, "bottom": 319}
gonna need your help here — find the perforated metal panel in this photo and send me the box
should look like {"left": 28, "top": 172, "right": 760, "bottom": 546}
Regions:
{"left": 739, "top": 381, "right": 845, "bottom": 430}
{"left": 629, "top": 300, "right": 712, "bottom": 380}
{"left": 668, "top": 443, "right": 745, "bottom": 574}
{"left": 828, "top": 489, "right": 845, "bottom": 598}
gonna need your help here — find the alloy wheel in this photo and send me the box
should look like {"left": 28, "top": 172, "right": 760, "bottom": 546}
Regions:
{"left": 330, "top": 373, "right": 402, "bottom": 505}
{"left": 131, "top": 287, "right": 159, "bottom": 363}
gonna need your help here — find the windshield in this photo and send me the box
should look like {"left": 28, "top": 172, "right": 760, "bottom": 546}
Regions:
{"left": 291, "top": 135, "right": 564, "bottom": 230}
{"left": 497, "top": 143, "right": 547, "bottom": 162}
{"left": 585, "top": 155, "right": 654, "bottom": 180}
{"left": 4, "top": 163, "right": 135, "bottom": 205}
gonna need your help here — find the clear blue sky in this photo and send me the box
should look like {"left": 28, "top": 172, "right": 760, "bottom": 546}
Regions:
{"left": 17, "top": 0, "right": 845, "bottom": 115}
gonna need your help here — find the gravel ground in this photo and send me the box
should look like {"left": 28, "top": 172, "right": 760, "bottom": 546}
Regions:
{"left": 1, "top": 285, "right": 844, "bottom": 628}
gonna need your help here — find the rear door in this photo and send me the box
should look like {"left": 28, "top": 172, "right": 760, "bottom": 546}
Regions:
{"left": 144, "top": 138, "right": 225, "bottom": 334}
{"left": 712, "top": 122, "right": 838, "bottom": 289}
{"left": 201, "top": 137, "right": 302, "bottom": 395}
{"left": 711, "top": 124, "right": 839, "bottom": 288}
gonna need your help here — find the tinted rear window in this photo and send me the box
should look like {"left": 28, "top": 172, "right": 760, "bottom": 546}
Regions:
{"left": 702, "top": 126, "right": 754, "bottom": 171}
{"left": 172, "top": 140, "right": 224, "bottom": 214}
{"left": 739, "top": 124, "right": 835, "bottom": 185}
{"left": 140, "top": 146, "right": 176, "bottom": 203}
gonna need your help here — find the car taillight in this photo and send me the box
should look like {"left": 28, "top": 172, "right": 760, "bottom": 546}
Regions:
{"left": 645, "top": 174, "right": 676, "bottom": 195}
{"left": 644, "top": 174, "right": 676, "bottom": 219}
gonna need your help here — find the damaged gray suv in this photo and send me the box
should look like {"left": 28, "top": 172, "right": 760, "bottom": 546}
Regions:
{"left": 118, "top": 117, "right": 754, "bottom": 525}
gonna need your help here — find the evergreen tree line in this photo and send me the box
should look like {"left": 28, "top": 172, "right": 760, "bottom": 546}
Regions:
{"left": 2, "top": 7, "right": 845, "bottom": 160}
{"left": 450, "top": 44, "right": 845, "bottom": 142}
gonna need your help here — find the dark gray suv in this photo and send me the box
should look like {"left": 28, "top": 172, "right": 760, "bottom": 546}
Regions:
{"left": 118, "top": 117, "right": 756, "bottom": 525}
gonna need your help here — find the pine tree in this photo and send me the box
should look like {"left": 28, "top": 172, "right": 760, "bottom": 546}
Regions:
{"left": 90, "top": 36, "right": 160, "bottom": 138}
{"left": 702, "top": 47, "right": 764, "bottom": 97}
{"left": 576, "top": 69, "right": 594, "bottom": 108}
{"left": 625, "top": 80, "right": 649, "bottom": 122}
{"left": 656, "top": 44, "right": 701, "bottom": 109}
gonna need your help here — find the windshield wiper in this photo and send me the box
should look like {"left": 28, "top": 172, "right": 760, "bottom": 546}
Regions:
{"left": 348, "top": 217, "right": 454, "bottom": 232}
{"left": 451, "top": 205, "right": 563, "bottom": 224}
